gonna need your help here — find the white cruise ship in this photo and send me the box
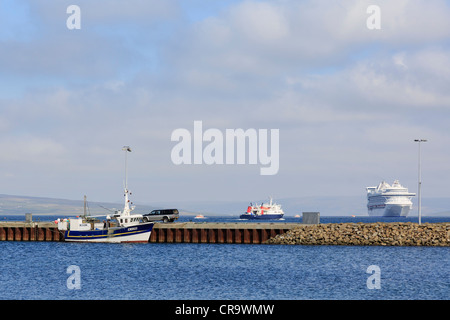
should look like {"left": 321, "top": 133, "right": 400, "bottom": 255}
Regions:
{"left": 366, "top": 180, "right": 416, "bottom": 217}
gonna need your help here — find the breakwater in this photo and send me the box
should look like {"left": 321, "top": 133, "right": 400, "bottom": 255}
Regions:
{"left": 0, "top": 221, "right": 295, "bottom": 244}
{"left": 149, "top": 222, "right": 294, "bottom": 244}
{"left": 265, "top": 222, "right": 450, "bottom": 246}
{"left": 2, "top": 221, "right": 449, "bottom": 246}
{"left": 0, "top": 222, "right": 63, "bottom": 241}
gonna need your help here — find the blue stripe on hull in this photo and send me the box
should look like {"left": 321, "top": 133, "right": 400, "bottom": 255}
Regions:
{"left": 239, "top": 214, "right": 284, "bottom": 220}
{"left": 64, "top": 223, "right": 153, "bottom": 241}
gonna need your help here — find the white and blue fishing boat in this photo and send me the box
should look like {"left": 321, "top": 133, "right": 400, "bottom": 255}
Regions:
{"left": 57, "top": 146, "right": 154, "bottom": 243}
{"left": 239, "top": 197, "right": 284, "bottom": 220}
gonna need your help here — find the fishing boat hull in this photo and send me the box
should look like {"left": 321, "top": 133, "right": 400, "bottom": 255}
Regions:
{"left": 63, "top": 222, "right": 154, "bottom": 243}
{"left": 239, "top": 213, "right": 284, "bottom": 220}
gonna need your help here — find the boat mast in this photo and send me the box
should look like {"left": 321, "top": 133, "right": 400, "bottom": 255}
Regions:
{"left": 122, "top": 146, "right": 132, "bottom": 216}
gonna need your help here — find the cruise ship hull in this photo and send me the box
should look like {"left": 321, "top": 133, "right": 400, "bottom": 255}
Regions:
{"left": 368, "top": 204, "right": 411, "bottom": 217}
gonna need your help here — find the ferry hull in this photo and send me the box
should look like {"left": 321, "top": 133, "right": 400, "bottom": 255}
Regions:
{"left": 239, "top": 214, "right": 284, "bottom": 220}
{"left": 64, "top": 223, "right": 154, "bottom": 243}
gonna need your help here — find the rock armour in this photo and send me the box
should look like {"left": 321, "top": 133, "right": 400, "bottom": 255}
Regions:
{"left": 265, "top": 222, "right": 450, "bottom": 246}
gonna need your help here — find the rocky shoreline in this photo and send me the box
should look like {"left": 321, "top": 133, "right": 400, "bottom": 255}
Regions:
{"left": 265, "top": 222, "right": 450, "bottom": 246}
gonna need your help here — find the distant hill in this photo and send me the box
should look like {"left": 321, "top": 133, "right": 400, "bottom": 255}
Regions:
{"left": 0, "top": 194, "right": 203, "bottom": 217}
{"left": 0, "top": 194, "right": 449, "bottom": 217}
{"left": 0, "top": 194, "right": 158, "bottom": 216}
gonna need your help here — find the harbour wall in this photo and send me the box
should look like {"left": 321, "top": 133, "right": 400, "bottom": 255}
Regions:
{"left": 1, "top": 221, "right": 448, "bottom": 246}
{"left": 149, "top": 222, "right": 294, "bottom": 244}
{"left": 0, "top": 222, "right": 295, "bottom": 244}
{"left": 265, "top": 222, "right": 450, "bottom": 246}
{"left": 0, "top": 222, "right": 63, "bottom": 242}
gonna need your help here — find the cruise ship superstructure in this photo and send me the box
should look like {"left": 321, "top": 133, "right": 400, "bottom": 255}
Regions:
{"left": 366, "top": 180, "right": 416, "bottom": 217}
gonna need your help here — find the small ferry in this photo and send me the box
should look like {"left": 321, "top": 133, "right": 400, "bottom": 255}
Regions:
{"left": 57, "top": 147, "right": 154, "bottom": 243}
{"left": 239, "top": 197, "right": 284, "bottom": 220}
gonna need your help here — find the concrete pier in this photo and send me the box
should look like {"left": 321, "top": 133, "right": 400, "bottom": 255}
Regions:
{"left": 0, "top": 222, "right": 61, "bottom": 242}
{"left": 150, "top": 222, "right": 297, "bottom": 244}
{"left": 2, "top": 221, "right": 445, "bottom": 246}
{"left": 0, "top": 221, "right": 298, "bottom": 244}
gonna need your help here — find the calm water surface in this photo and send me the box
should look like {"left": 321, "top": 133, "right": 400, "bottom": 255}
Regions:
{"left": 0, "top": 216, "right": 448, "bottom": 300}
{"left": 0, "top": 241, "right": 448, "bottom": 300}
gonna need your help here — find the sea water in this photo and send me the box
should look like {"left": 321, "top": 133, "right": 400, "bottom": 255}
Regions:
{"left": 0, "top": 216, "right": 448, "bottom": 300}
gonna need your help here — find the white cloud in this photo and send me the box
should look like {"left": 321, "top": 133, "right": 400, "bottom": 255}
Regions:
{"left": 1, "top": 0, "right": 450, "bottom": 201}
{"left": 230, "top": 1, "right": 289, "bottom": 42}
{"left": 27, "top": 0, "right": 180, "bottom": 27}
{"left": 173, "top": 0, "right": 450, "bottom": 69}
{"left": 349, "top": 50, "right": 450, "bottom": 109}
{"left": 0, "top": 135, "right": 67, "bottom": 164}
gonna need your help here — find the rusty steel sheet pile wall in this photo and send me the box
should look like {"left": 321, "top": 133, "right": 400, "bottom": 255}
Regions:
{"left": 0, "top": 222, "right": 295, "bottom": 244}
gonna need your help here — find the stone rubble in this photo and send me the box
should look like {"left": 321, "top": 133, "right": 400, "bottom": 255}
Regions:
{"left": 265, "top": 222, "right": 450, "bottom": 246}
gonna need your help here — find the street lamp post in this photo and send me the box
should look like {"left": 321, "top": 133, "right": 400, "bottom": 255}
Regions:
{"left": 414, "top": 139, "right": 427, "bottom": 225}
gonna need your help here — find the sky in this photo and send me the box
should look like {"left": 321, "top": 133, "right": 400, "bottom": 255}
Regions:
{"left": 1, "top": 0, "right": 450, "bottom": 210}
